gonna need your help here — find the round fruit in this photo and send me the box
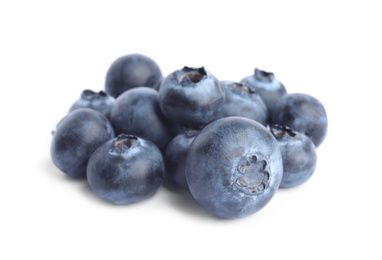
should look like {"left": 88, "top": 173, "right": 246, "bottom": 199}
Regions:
{"left": 69, "top": 89, "right": 115, "bottom": 118}
{"left": 185, "top": 117, "right": 283, "bottom": 219}
{"left": 159, "top": 66, "right": 225, "bottom": 128}
{"left": 87, "top": 134, "right": 165, "bottom": 205}
{"left": 271, "top": 93, "right": 328, "bottom": 147}
{"left": 110, "top": 87, "right": 179, "bottom": 153}
{"left": 241, "top": 68, "right": 287, "bottom": 115}
{"left": 51, "top": 108, "right": 115, "bottom": 178}
{"left": 220, "top": 81, "right": 268, "bottom": 126}
{"left": 105, "top": 53, "right": 163, "bottom": 98}
{"left": 271, "top": 125, "right": 317, "bottom": 188}
{"left": 165, "top": 129, "right": 199, "bottom": 190}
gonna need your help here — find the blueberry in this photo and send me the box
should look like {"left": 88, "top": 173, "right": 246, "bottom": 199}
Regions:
{"left": 271, "top": 125, "right": 317, "bottom": 188}
{"left": 164, "top": 129, "right": 199, "bottom": 190}
{"left": 87, "top": 134, "right": 165, "bottom": 205}
{"left": 271, "top": 93, "right": 328, "bottom": 147}
{"left": 51, "top": 108, "right": 115, "bottom": 178}
{"left": 220, "top": 81, "right": 268, "bottom": 126}
{"left": 159, "top": 66, "right": 225, "bottom": 128}
{"left": 185, "top": 117, "right": 283, "bottom": 219}
{"left": 105, "top": 54, "right": 163, "bottom": 98}
{"left": 241, "top": 68, "right": 287, "bottom": 116}
{"left": 110, "top": 87, "right": 179, "bottom": 153}
{"left": 69, "top": 90, "right": 115, "bottom": 118}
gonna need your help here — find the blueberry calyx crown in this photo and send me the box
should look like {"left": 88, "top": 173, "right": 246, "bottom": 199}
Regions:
{"left": 176, "top": 66, "right": 207, "bottom": 86}
{"left": 184, "top": 128, "right": 201, "bottom": 137}
{"left": 81, "top": 90, "right": 108, "bottom": 100}
{"left": 254, "top": 68, "right": 275, "bottom": 82}
{"left": 231, "top": 82, "right": 256, "bottom": 95}
{"left": 235, "top": 154, "right": 270, "bottom": 195}
{"left": 271, "top": 124, "right": 296, "bottom": 138}
{"left": 110, "top": 134, "right": 139, "bottom": 154}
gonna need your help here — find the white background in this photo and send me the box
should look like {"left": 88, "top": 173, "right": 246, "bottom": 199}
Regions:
{"left": 1, "top": 1, "right": 381, "bottom": 259}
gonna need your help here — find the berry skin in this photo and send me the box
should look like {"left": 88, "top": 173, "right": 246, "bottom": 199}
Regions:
{"left": 69, "top": 90, "right": 115, "bottom": 118}
{"left": 110, "top": 87, "right": 179, "bottom": 153}
{"left": 271, "top": 93, "right": 328, "bottom": 147}
{"left": 220, "top": 81, "right": 268, "bottom": 126}
{"left": 105, "top": 54, "right": 163, "bottom": 98}
{"left": 241, "top": 68, "right": 287, "bottom": 115}
{"left": 185, "top": 117, "right": 283, "bottom": 219}
{"left": 87, "top": 134, "right": 165, "bottom": 205}
{"left": 271, "top": 125, "right": 317, "bottom": 188}
{"left": 51, "top": 108, "right": 115, "bottom": 178}
{"left": 164, "top": 129, "right": 199, "bottom": 190}
{"left": 159, "top": 66, "right": 225, "bottom": 128}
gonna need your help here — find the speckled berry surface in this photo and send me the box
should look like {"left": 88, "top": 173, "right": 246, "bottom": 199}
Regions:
{"left": 87, "top": 134, "right": 165, "bottom": 205}
{"left": 185, "top": 117, "right": 283, "bottom": 219}
{"left": 50, "top": 108, "right": 115, "bottom": 178}
{"left": 271, "top": 93, "right": 328, "bottom": 147}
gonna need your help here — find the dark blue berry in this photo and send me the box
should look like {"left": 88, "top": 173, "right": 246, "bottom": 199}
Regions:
{"left": 271, "top": 93, "right": 328, "bottom": 147}
{"left": 51, "top": 108, "right": 115, "bottom": 178}
{"left": 271, "top": 125, "right": 317, "bottom": 188}
{"left": 185, "top": 117, "right": 283, "bottom": 219}
{"left": 220, "top": 81, "right": 268, "bottom": 126}
{"left": 105, "top": 54, "right": 163, "bottom": 98}
{"left": 69, "top": 90, "right": 115, "bottom": 118}
{"left": 110, "top": 87, "right": 179, "bottom": 153}
{"left": 164, "top": 129, "right": 199, "bottom": 190}
{"left": 159, "top": 66, "right": 225, "bottom": 128}
{"left": 87, "top": 134, "right": 165, "bottom": 205}
{"left": 241, "top": 68, "right": 287, "bottom": 116}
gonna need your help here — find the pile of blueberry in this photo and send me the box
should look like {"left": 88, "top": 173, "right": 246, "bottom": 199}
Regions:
{"left": 51, "top": 54, "right": 328, "bottom": 219}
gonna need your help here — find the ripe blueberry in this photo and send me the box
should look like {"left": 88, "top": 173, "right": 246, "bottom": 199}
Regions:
{"left": 110, "top": 87, "right": 179, "bottom": 153}
{"left": 51, "top": 108, "right": 115, "bottom": 178}
{"left": 164, "top": 129, "right": 199, "bottom": 190}
{"left": 241, "top": 68, "right": 287, "bottom": 116}
{"left": 159, "top": 66, "right": 225, "bottom": 128}
{"left": 87, "top": 134, "right": 165, "bottom": 205}
{"left": 220, "top": 81, "right": 268, "bottom": 126}
{"left": 185, "top": 117, "right": 283, "bottom": 219}
{"left": 271, "top": 93, "right": 328, "bottom": 147}
{"left": 69, "top": 90, "right": 115, "bottom": 118}
{"left": 271, "top": 125, "right": 317, "bottom": 188}
{"left": 105, "top": 53, "right": 163, "bottom": 98}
